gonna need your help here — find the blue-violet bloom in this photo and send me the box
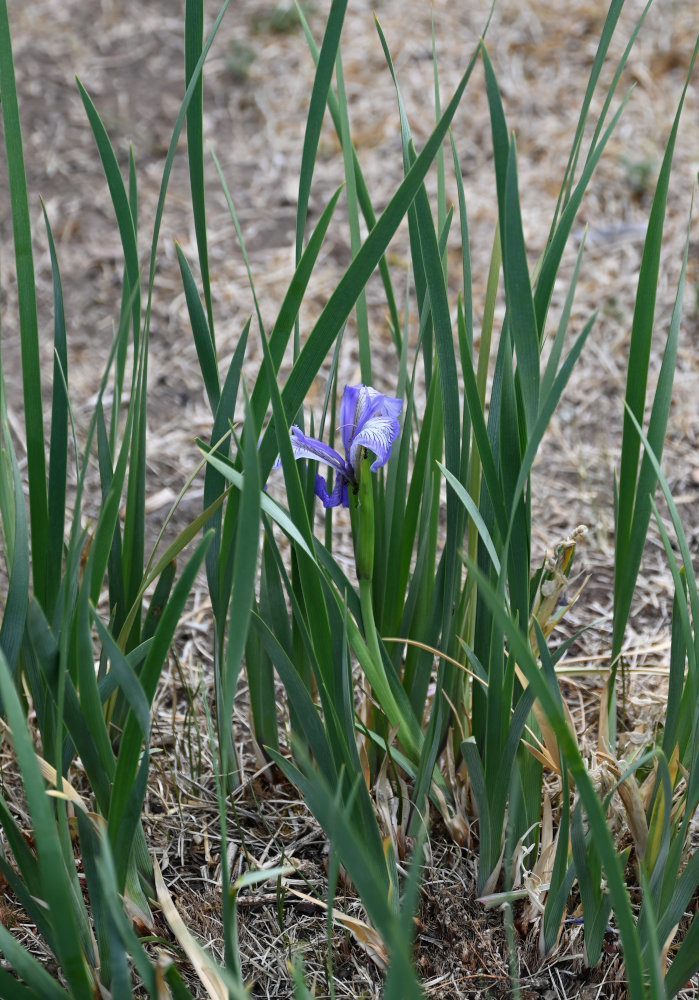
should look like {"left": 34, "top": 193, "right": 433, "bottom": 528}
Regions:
{"left": 277, "top": 384, "right": 402, "bottom": 508}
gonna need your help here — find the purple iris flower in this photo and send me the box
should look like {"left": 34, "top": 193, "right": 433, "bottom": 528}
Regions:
{"left": 278, "top": 384, "right": 403, "bottom": 508}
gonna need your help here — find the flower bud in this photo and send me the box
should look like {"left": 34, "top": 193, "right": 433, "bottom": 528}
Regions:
{"left": 355, "top": 450, "right": 375, "bottom": 582}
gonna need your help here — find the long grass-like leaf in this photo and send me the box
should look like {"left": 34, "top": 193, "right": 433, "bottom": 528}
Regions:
{"left": 297, "top": 4, "right": 402, "bottom": 345}
{"left": 257, "top": 42, "right": 481, "bottom": 479}
{"left": 540, "top": 230, "right": 587, "bottom": 404}
{"left": 252, "top": 614, "right": 335, "bottom": 784}
{"left": 439, "top": 464, "right": 501, "bottom": 576}
{"left": 662, "top": 582, "right": 692, "bottom": 763}
{"left": 248, "top": 185, "right": 343, "bottom": 432}
{"left": 451, "top": 135, "right": 473, "bottom": 350}
{"left": 218, "top": 392, "right": 261, "bottom": 785}
{"left": 412, "top": 156, "right": 461, "bottom": 640}
{"left": 507, "top": 314, "right": 596, "bottom": 530}
{"left": 200, "top": 449, "right": 314, "bottom": 560}
{"left": 271, "top": 750, "right": 422, "bottom": 996}
{"left": 143, "top": 0, "right": 231, "bottom": 306}
{"left": 0, "top": 1, "right": 48, "bottom": 606}
{"left": 612, "top": 157, "right": 697, "bottom": 665}
{"left": 502, "top": 137, "right": 539, "bottom": 430}
{"left": 0, "top": 408, "right": 29, "bottom": 672}
{"left": 295, "top": 0, "right": 347, "bottom": 263}
{"left": 335, "top": 49, "right": 371, "bottom": 382}
{"left": 0, "top": 651, "right": 94, "bottom": 997}
{"left": 465, "top": 562, "right": 646, "bottom": 996}
{"left": 550, "top": 0, "right": 630, "bottom": 229}
{"left": 571, "top": 801, "right": 612, "bottom": 966}
{"left": 108, "top": 532, "right": 212, "bottom": 885}
{"left": 177, "top": 244, "right": 219, "bottom": 413}
{"left": 92, "top": 616, "right": 151, "bottom": 737}
{"left": 0, "top": 928, "right": 71, "bottom": 1000}
{"left": 534, "top": 95, "right": 630, "bottom": 334}
{"left": 185, "top": 0, "right": 215, "bottom": 340}
{"left": 91, "top": 832, "right": 162, "bottom": 998}
{"left": 481, "top": 43, "right": 509, "bottom": 238}
{"left": 248, "top": 537, "right": 287, "bottom": 752}
{"left": 42, "top": 202, "right": 69, "bottom": 615}
{"left": 61, "top": 151, "right": 142, "bottom": 645}
{"left": 204, "top": 319, "right": 250, "bottom": 619}
{"left": 75, "top": 79, "right": 140, "bottom": 343}
{"left": 542, "top": 768, "right": 575, "bottom": 954}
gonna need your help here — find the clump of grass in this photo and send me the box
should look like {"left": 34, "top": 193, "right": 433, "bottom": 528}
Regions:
{"left": 0, "top": 0, "right": 698, "bottom": 997}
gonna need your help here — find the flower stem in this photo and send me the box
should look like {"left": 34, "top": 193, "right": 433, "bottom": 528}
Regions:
{"left": 350, "top": 452, "right": 420, "bottom": 760}
{"left": 355, "top": 452, "right": 380, "bottom": 666}
{"left": 357, "top": 577, "right": 419, "bottom": 760}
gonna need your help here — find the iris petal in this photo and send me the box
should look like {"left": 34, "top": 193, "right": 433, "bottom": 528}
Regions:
{"left": 314, "top": 472, "right": 346, "bottom": 508}
{"left": 350, "top": 410, "right": 401, "bottom": 471}
{"left": 275, "top": 386, "right": 402, "bottom": 509}
{"left": 288, "top": 425, "right": 349, "bottom": 476}
{"left": 339, "top": 383, "right": 363, "bottom": 457}
{"left": 342, "top": 386, "right": 402, "bottom": 473}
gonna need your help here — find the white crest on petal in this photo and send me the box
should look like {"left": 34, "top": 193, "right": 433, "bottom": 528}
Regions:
{"left": 349, "top": 410, "right": 401, "bottom": 472}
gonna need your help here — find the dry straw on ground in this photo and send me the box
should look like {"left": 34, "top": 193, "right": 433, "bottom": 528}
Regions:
{"left": 0, "top": 0, "right": 698, "bottom": 996}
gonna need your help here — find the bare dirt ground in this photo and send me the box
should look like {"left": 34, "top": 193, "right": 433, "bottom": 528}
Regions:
{"left": 1, "top": 0, "right": 698, "bottom": 996}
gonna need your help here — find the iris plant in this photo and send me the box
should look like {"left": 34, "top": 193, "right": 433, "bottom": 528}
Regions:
{"left": 280, "top": 384, "right": 402, "bottom": 508}
{"left": 277, "top": 383, "right": 421, "bottom": 759}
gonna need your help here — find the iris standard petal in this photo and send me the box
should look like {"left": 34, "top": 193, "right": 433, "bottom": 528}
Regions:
{"left": 339, "top": 383, "right": 364, "bottom": 457}
{"left": 342, "top": 385, "right": 386, "bottom": 443}
{"left": 339, "top": 385, "right": 403, "bottom": 473}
